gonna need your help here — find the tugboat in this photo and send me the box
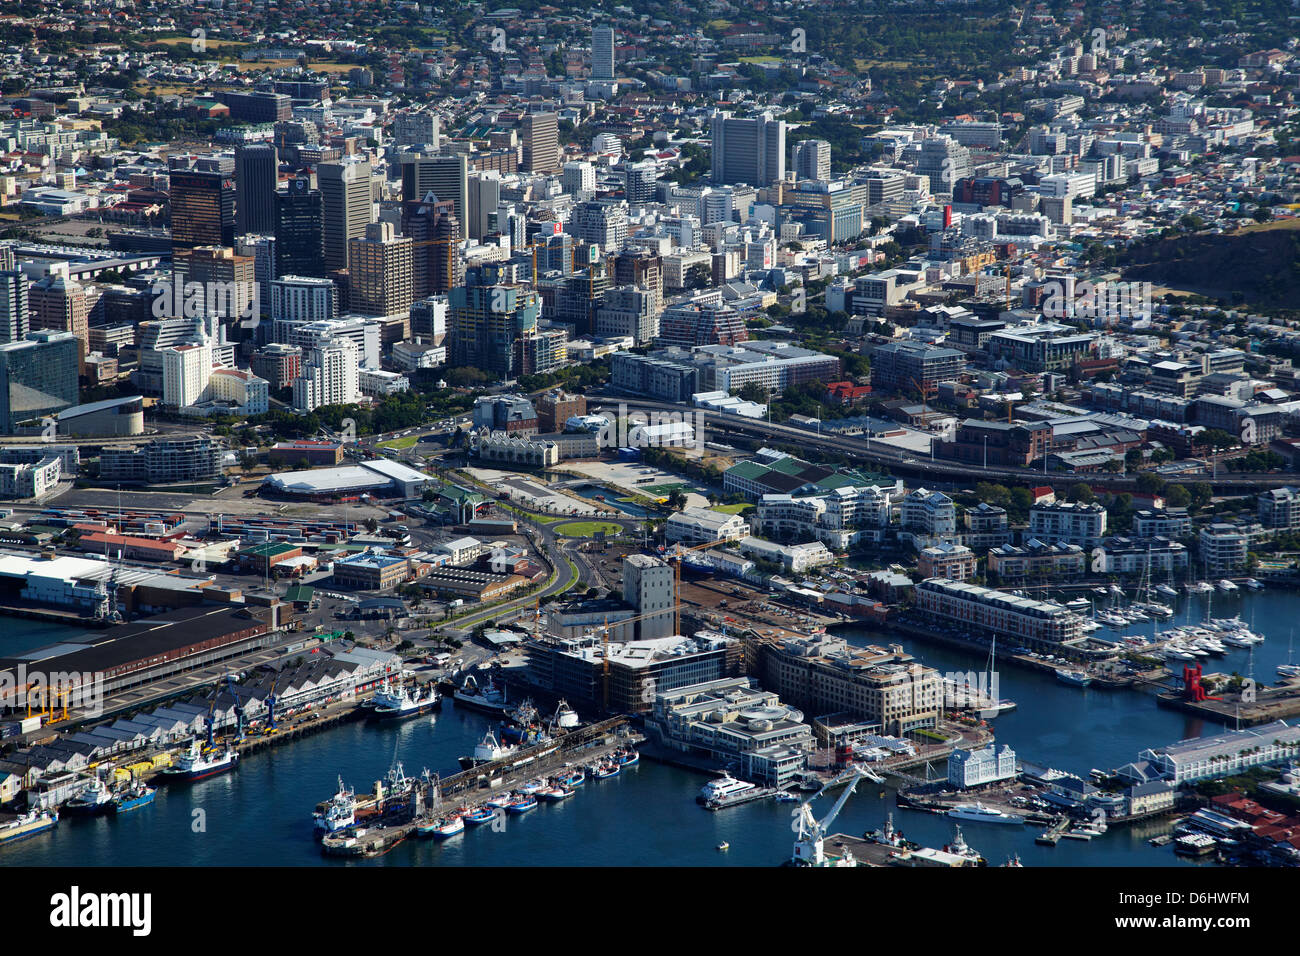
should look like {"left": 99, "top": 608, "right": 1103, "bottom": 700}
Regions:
{"left": 161, "top": 740, "right": 239, "bottom": 782}
{"left": 63, "top": 776, "right": 115, "bottom": 817}
{"left": 0, "top": 808, "right": 58, "bottom": 846}
{"left": 370, "top": 677, "right": 441, "bottom": 720}
{"left": 110, "top": 782, "right": 156, "bottom": 815}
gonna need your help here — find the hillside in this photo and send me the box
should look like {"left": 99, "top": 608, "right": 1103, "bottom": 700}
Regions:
{"left": 1121, "top": 224, "right": 1300, "bottom": 309}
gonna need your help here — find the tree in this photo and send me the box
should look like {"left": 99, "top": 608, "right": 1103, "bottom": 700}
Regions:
{"left": 1202, "top": 429, "right": 1240, "bottom": 452}
{"left": 1165, "top": 485, "right": 1192, "bottom": 509}
{"left": 666, "top": 489, "right": 687, "bottom": 511}
{"left": 1067, "top": 482, "right": 1096, "bottom": 504}
{"left": 363, "top": 517, "right": 379, "bottom": 533}
{"left": 1136, "top": 472, "right": 1166, "bottom": 496}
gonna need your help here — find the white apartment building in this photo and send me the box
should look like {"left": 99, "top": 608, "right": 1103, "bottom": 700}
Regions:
{"left": 286, "top": 315, "right": 381, "bottom": 370}
{"left": 737, "top": 536, "right": 833, "bottom": 573}
{"left": 900, "top": 488, "right": 957, "bottom": 536}
{"left": 270, "top": 276, "right": 337, "bottom": 326}
{"left": 665, "top": 507, "right": 749, "bottom": 546}
{"left": 293, "top": 337, "right": 359, "bottom": 412}
{"left": 755, "top": 486, "right": 891, "bottom": 549}
{"left": 206, "top": 367, "right": 269, "bottom": 415}
{"left": 358, "top": 368, "right": 411, "bottom": 397}
{"left": 1028, "top": 500, "right": 1108, "bottom": 547}
{"left": 916, "top": 578, "right": 1085, "bottom": 646}
{"left": 1198, "top": 522, "right": 1264, "bottom": 574}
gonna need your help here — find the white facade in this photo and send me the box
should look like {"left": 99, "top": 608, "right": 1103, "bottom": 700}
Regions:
{"left": 1028, "top": 500, "right": 1108, "bottom": 547}
{"left": 161, "top": 341, "right": 213, "bottom": 408}
{"left": 948, "top": 743, "right": 1017, "bottom": 788}
{"left": 664, "top": 507, "right": 749, "bottom": 545}
{"left": 293, "top": 337, "right": 360, "bottom": 412}
{"left": 270, "top": 276, "right": 337, "bottom": 325}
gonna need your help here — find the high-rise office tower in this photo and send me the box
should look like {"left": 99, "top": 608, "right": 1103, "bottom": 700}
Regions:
{"left": 592, "top": 26, "right": 615, "bottom": 80}
{"left": 348, "top": 222, "right": 413, "bottom": 318}
{"left": 400, "top": 150, "right": 468, "bottom": 227}
{"left": 449, "top": 265, "right": 540, "bottom": 378}
{"left": 562, "top": 161, "right": 596, "bottom": 195}
{"left": 709, "top": 111, "right": 786, "bottom": 187}
{"left": 402, "top": 196, "right": 463, "bottom": 298}
{"left": 234, "top": 234, "right": 277, "bottom": 325}
{"left": 29, "top": 265, "right": 89, "bottom": 367}
{"left": 169, "top": 169, "right": 235, "bottom": 250}
{"left": 318, "top": 159, "right": 375, "bottom": 272}
{"left": 0, "top": 330, "right": 79, "bottom": 432}
{"left": 792, "top": 139, "right": 832, "bottom": 182}
{"left": 275, "top": 174, "right": 325, "bottom": 278}
{"left": 624, "top": 159, "right": 659, "bottom": 204}
{"left": 466, "top": 171, "right": 502, "bottom": 243}
{"left": 0, "top": 270, "right": 28, "bottom": 344}
{"left": 520, "top": 113, "right": 560, "bottom": 174}
{"left": 172, "top": 246, "right": 259, "bottom": 324}
{"left": 234, "top": 143, "right": 278, "bottom": 236}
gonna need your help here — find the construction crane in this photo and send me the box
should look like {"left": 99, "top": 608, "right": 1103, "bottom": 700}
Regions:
{"left": 790, "top": 764, "right": 883, "bottom": 866}
{"left": 589, "top": 604, "right": 688, "bottom": 711}
{"left": 662, "top": 538, "right": 729, "bottom": 637}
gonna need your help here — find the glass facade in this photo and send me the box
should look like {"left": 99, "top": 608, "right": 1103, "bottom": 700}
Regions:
{"left": 0, "top": 332, "right": 79, "bottom": 433}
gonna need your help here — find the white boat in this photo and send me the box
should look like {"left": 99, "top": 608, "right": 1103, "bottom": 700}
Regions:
{"left": 942, "top": 826, "right": 985, "bottom": 864}
{"left": 1055, "top": 668, "right": 1093, "bottom": 687}
{"left": 1109, "top": 584, "right": 1125, "bottom": 596}
{"left": 1217, "top": 579, "right": 1238, "bottom": 592}
{"left": 552, "top": 700, "right": 580, "bottom": 730}
{"left": 453, "top": 674, "right": 511, "bottom": 716}
{"left": 162, "top": 740, "right": 238, "bottom": 781}
{"left": 946, "top": 802, "right": 1025, "bottom": 825}
{"left": 371, "top": 677, "right": 441, "bottom": 720}
{"left": 1066, "top": 598, "right": 1092, "bottom": 612}
{"left": 1245, "top": 578, "right": 1264, "bottom": 591}
{"left": 458, "top": 730, "right": 519, "bottom": 770}
{"left": 698, "top": 771, "right": 756, "bottom": 805}
{"left": 313, "top": 776, "right": 356, "bottom": 834}
{"left": 1155, "top": 584, "right": 1179, "bottom": 599}
{"left": 1279, "top": 664, "right": 1300, "bottom": 678}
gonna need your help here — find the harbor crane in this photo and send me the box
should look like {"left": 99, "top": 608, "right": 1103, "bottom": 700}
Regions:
{"left": 791, "top": 764, "right": 883, "bottom": 867}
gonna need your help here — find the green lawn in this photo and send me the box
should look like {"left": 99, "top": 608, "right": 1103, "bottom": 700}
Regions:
{"left": 710, "top": 503, "right": 750, "bottom": 515}
{"left": 553, "top": 520, "right": 624, "bottom": 538}
{"left": 377, "top": 436, "right": 418, "bottom": 449}
{"left": 642, "top": 482, "right": 688, "bottom": 496}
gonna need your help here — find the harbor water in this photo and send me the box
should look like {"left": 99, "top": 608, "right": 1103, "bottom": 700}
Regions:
{"left": 5, "top": 589, "right": 1297, "bottom": 867}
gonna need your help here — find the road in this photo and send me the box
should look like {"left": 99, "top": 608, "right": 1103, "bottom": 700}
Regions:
{"left": 586, "top": 390, "right": 1287, "bottom": 492}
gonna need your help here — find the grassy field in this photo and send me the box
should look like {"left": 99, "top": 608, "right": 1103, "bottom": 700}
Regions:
{"left": 377, "top": 436, "right": 418, "bottom": 450}
{"left": 553, "top": 520, "right": 624, "bottom": 538}
{"left": 642, "top": 482, "right": 688, "bottom": 496}
{"left": 1239, "top": 217, "right": 1300, "bottom": 233}
{"left": 710, "top": 503, "right": 750, "bottom": 515}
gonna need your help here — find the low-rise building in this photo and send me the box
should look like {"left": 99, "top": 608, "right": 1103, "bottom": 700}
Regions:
{"left": 915, "top": 578, "right": 1085, "bottom": 646}
{"left": 917, "top": 543, "right": 976, "bottom": 581}
{"left": 331, "top": 551, "right": 412, "bottom": 590}
{"left": 665, "top": 507, "right": 749, "bottom": 546}
{"left": 948, "top": 743, "right": 1017, "bottom": 789}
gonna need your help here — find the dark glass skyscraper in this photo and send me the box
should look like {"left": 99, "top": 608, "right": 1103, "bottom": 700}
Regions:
{"left": 275, "top": 175, "right": 325, "bottom": 278}
{"left": 170, "top": 169, "right": 235, "bottom": 250}
{"left": 235, "top": 143, "right": 279, "bottom": 236}
{"left": 0, "top": 330, "right": 79, "bottom": 433}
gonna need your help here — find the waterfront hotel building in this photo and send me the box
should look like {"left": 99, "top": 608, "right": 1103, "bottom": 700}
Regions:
{"left": 915, "top": 578, "right": 1085, "bottom": 647}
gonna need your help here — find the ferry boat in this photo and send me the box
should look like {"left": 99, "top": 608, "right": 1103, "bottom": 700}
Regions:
{"left": 110, "top": 784, "right": 156, "bottom": 814}
{"left": 946, "top": 802, "right": 1026, "bottom": 826}
{"left": 371, "top": 677, "right": 441, "bottom": 720}
{"left": 463, "top": 806, "right": 497, "bottom": 826}
{"left": 505, "top": 794, "right": 538, "bottom": 814}
{"left": 453, "top": 675, "right": 511, "bottom": 716}
{"left": 1217, "top": 579, "right": 1239, "bottom": 593}
{"left": 0, "top": 808, "right": 58, "bottom": 846}
{"left": 162, "top": 741, "right": 239, "bottom": 782}
{"left": 1054, "top": 668, "right": 1093, "bottom": 688}
{"left": 698, "top": 771, "right": 756, "bottom": 805}
{"left": 313, "top": 776, "right": 357, "bottom": 834}
{"left": 63, "top": 777, "right": 115, "bottom": 817}
{"left": 458, "top": 730, "right": 520, "bottom": 770}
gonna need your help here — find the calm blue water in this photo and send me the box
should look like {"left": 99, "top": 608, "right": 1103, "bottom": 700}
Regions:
{"left": 6, "top": 589, "right": 1298, "bottom": 867}
{"left": 566, "top": 484, "right": 653, "bottom": 518}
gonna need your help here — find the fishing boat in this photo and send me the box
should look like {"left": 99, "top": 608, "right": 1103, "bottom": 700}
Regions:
{"left": 505, "top": 794, "right": 538, "bottom": 814}
{"left": 556, "top": 768, "right": 585, "bottom": 788}
{"left": 313, "top": 776, "right": 357, "bottom": 834}
{"left": 458, "top": 730, "right": 520, "bottom": 770}
{"left": 0, "top": 808, "right": 58, "bottom": 846}
{"left": 110, "top": 783, "right": 156, "bottom": 814}
{"left": 162, "top": 740, "right": 238, "bottom": 782}
{"left": 463, "top": 806, "right": 497, "bottom": 826}
{"left": 431, "top": 816, "right": 465, "bottom": 838}
{"left": 371, "top": 677, "right": 441, "bottom": 720}
{"left": 613, "top": 748, "right": 639, "bottom": 766}
{"left": 1054, "top": 668, "right": 1092, "bottom": 688}
{"left": 517, "top": 778, "right": 547, "bottom": 796}
{"left": 63, "top": 776, "right": 115, "bottom": 817}
{"left": 538, "top": 785, "right": 574, "bottom": 801}
{"left": 552, "top": 700, "right": 580, "bottom": 730}
{"left": 591, "top": 761, "right": 620, "bottom": 779}
{"left": 484, "top": 793, "right": 514, "bottom": 810}
{"left": 453, "top": 674, "right": 511, "bottom": 716}
{"left": 946, "top": 802, "right": 1025, "bottom": 825}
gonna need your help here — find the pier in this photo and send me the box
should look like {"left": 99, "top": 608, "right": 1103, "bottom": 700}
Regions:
{"left": 320, "top": 716, "right": 644, "bottom": 858}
